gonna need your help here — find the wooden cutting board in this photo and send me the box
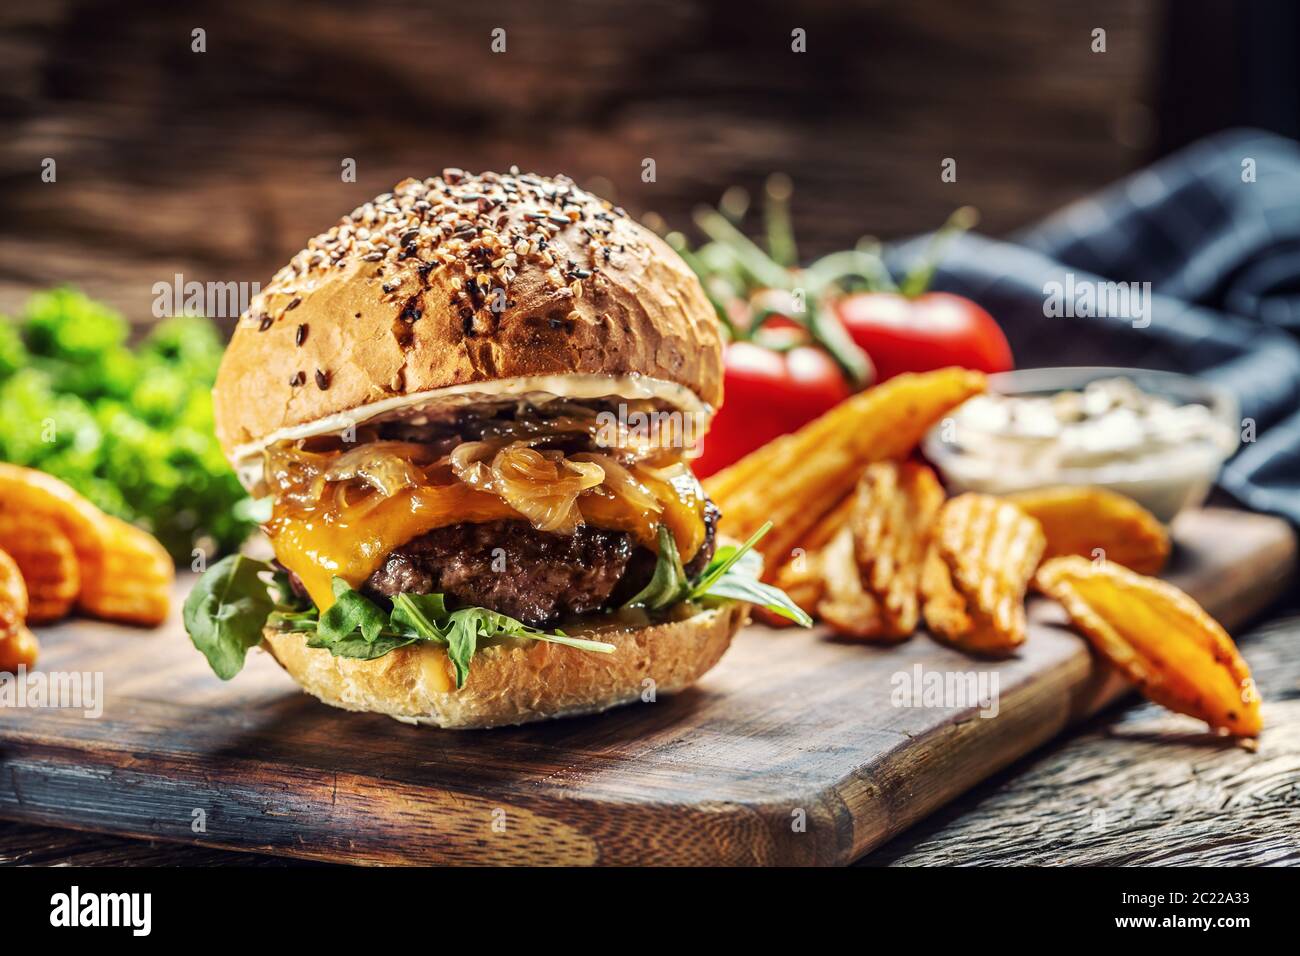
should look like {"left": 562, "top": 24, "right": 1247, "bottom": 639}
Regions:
{"left": 0, "top": 507, "right": 1293, "bottom": 865}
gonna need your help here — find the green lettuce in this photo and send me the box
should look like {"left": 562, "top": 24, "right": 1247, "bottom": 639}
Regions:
{"left": 183, "top": 521, "right": 810, "bottom": 688}
{"left": 183, "top": 556, "right": 615, "bottom": 689}
{"left": 625, "top": 521, "right": 812, "bottom": 626}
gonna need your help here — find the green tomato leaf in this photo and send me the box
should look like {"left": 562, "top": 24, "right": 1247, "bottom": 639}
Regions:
{"left": 182, "top": 554, "right": 277, "bottom": 680}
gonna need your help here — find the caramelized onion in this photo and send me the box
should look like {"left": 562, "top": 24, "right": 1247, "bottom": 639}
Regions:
{"left": 572, "top": 452, "right": 662, "bottom": 516}
{"left": 315, "top": 441, "right": 429, "bottom": 497}
{"left": 264, "top": 402, "right": 696, "bottom": 540}
{"left": 451, "top": 439, "right": 606, "bottom": 534}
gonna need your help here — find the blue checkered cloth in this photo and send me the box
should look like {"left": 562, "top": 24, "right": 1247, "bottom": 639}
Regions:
{"left": 889, "top": 128, "right": 1300, "bottom": 527}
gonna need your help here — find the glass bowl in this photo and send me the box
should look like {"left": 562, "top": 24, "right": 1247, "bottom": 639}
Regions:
{"left": 922, "top": 366, "right": 1239, "bottom": 523}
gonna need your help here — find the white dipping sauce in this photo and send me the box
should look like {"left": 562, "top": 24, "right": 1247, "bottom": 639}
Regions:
{"left": 936, "top": 377, "right": 1237, "bottom": 522}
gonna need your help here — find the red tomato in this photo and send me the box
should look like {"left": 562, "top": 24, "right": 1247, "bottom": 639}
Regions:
{"left": 835, "top": 291, "right": 1013, "bottom": 381}
{"left": 692, "top": 341, "right": 850, "bottom": 478}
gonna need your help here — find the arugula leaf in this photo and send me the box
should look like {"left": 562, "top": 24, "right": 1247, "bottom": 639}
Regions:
{"left": 697, "top": 573, "right": 812, "bottom": 626}
{"left": 318, "top": 578, "right": 388, "bottom": 643}
{"left": 623, "top": 523, "right": 690, "bottom": 610}
{"left": 182, "top": 554, "right": 277, "bottom": 680}
{"left": 268, "top": 607, "right": 319, "bottom": 632}
{"left": 517, "top": 630, "right": 619, "bottom": 654}
{"left": 286, "top": 582, "right": 612, "bottom": 689}
{"left": 307, "top": 630, "right": 416, "bottom": 660}
{"left": 184, "top": 517, "right": 811, "bottom": 688}
{"left": 688, "top": 522, "right": 771, "bottom": 600}
{"left": 269, "top": 568, "right": 306, "bottom": 609}
{"left": 444, "top": 610, "right": 487, "bottom": 688}
{"left": 440, "top": 609, "right": 617, "bottom": 687}
{"left": 390, "top": 592, "right": 449, "bottom": 639}
{"left": 688, "top": 521, "right": 812, "bottom": 626}
{"left": 622, "top": 519, "right": 812, "bottom": 627}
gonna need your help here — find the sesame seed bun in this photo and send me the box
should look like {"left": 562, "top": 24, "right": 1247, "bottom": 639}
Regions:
{"left": 213, "top": 169, "right": 723, "bottom": 463}
{"left": 261, "top": 602, "right": 747, "bottom": 729}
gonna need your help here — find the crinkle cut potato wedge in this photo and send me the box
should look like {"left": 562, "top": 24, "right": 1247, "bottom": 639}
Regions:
{"left": 0, "top": 462, "right": 106, "bottom": 587}
{"left": 1035, "top": 556, "right": 1261, "bottom": 737}
{"left": 1007, "top": 485, "right": 1170, "bottom": 575}
{"left": 816, "top": 526, "right": 889, "bottom": 640}
{"left": 704, "top": 367, "right": 986, "bottom": 576}
{"left": 0, "top": 547, "right": 38, "bottom": 672}
{"left": 851, "top": 461, "right": 945, "bottom": 638}
{"left": 922, "top": 493, "right": 1045, "bottom": 655}
{"left": 77, "top": 514, "right": 174, "bottom": 627}
{"left": 920, "top": 541, "right": 1020, "bottom": 654}
{"left": 0, "top": 507, "right": 80, "bottom": 623}
{"left": 763, "top": 493, "right": 855, "bottom": 626}
{"left": 920, "top": 540, "right": 975, "bottom": 642}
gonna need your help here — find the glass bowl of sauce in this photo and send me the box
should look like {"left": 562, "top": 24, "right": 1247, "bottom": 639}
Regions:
{"left": 923, "top": 367, "right": 1240, "bottom": 523}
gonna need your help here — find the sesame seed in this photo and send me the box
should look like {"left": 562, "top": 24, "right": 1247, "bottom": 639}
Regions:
{"left": 248, "top": 169, "right": 629, "bottom": 340}
{"left": 289, "top": 371, "right": 305, "bottom": 387}
{"left": 295, "top": 323, "right": 308, "bottom": 346}
{"left": 315, "top": 369, "right": 331, "bottom": 390}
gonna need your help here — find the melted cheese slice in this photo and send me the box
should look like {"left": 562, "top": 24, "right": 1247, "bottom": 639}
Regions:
{"left": 268, "top": 470, "right": 707, "bottom": 611}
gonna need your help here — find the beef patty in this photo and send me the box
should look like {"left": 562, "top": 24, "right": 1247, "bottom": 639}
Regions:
{"left": 361, "top": 502, "right": 718, "bottom": 627}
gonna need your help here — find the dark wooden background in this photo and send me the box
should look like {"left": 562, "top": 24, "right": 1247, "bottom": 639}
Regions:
{"left": 3, "top": 0, "right": 1300, "bottom": 868}
{"left": 0, "top": 0, "right": 1167, "bottom": 327}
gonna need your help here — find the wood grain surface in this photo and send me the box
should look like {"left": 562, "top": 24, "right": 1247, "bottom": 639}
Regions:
{"left": 0, "top": 508, "right": 1293, "bottom": 866}
{"left": 861, "top": 609, "right": 1300, "bottom": 866}
{"left": 7, "top": 604, "right": 1298, "bottom": 867}
{"left": 0, "top": 0, "right": 1160, "bottom": 324}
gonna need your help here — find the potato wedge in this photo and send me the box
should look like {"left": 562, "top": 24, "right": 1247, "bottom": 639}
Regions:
{"left": 921, "top": 493, "right": 1044, "bottom": 654}
{"left": 0, "top": 463, "right": 106, "bottom": 588}
{"left": 0, "top": 508, "right": 80, "bottom": 623}
{"left": 76, "top": 514, "right": 174, "bottom": 627}
{"left": 764, "top": 493, "right": 856, "bottom": 623}
{"left": 706, "top": 368, "right": 985, "bottom": 575}
{"left": 1035, "top": 556, "right": 1261, "bottom": 737}
{"left": 1007, "top": 485, "right": 1169, "bottom": 575}
{"left": 817, "top": 526, "right": 890, "bottom": 640}
{"left": 0, "top": 548, "right": 37, "bottom": 672}
{"left": 851, "top": 461, "right": 945, "bottom": 638}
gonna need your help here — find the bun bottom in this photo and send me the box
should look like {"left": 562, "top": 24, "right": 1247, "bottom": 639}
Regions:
{"left": 261, "top": 603, "right": 747, "bottom": 729}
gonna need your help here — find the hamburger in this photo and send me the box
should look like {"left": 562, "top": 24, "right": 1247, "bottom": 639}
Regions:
{"left": 183, "top": 169, "right": 808, "bottom": 728}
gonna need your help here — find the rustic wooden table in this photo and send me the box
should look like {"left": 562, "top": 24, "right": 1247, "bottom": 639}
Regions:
{"left": 3, "top": 604, "right": 1296, "bottom": 867}
{"left": 1, "top": 0, "right": 1291, "bottom": 869}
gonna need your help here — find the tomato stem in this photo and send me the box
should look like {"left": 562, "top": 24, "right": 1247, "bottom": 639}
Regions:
{"left": 899, "top": 205, "right": 979, "bottom": 298}
{"left": 693, "top": 205, "right": 792, "bottom": 290}
{"left": 806, "top": 245, "right": 895, "bottom": 294}
{"left": 719, "top": 185, "right": 750, "bottom": 223}
{"left": 664, "top": 231, "right": 740, "bottom": 339}
{"left": 691, "top": 196, "right": 871, "bottom": 383}
{"left": 764, "top": 173, "right": 798, "bottom": 268}
{"left": 807, "top": 296, "right": 871, "bottom": 386}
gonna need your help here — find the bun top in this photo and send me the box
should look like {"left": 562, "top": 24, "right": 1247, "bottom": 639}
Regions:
{"left": 213, "top": 169, "right": 723, "bottom": 462}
